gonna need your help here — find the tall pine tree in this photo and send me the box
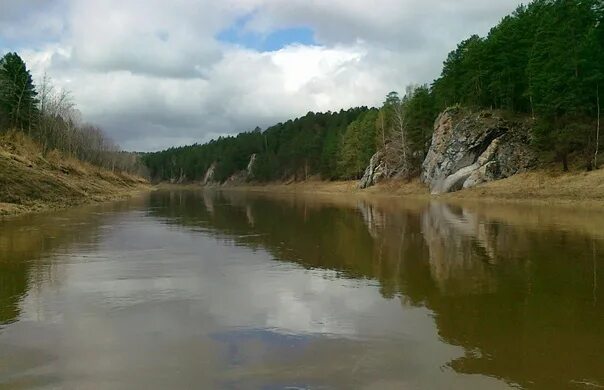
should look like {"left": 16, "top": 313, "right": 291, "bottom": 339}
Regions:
{"left": 0, "top": 52, "right": 38, "bottom": 131}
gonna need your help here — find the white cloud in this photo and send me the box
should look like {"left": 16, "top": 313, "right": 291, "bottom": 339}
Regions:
{"left": 3, "top": 0, "right": 525, "bottom": 151}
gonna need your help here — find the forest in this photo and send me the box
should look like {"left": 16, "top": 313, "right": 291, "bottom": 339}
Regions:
{"left": 0, "top": 52, "right": 145, "bottom": 175}
{"left": 144, "top": 0, "right": 603, "bottom": 183}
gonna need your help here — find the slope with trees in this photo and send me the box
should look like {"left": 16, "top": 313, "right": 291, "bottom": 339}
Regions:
{"left": 0, "top": 52, "right": 146, "bottom": 175}
{"left": 146, "top": 0, "right": 602, "bottom": 184}
{"left": 0, "top": 52, "right": 148, "bottom": 215}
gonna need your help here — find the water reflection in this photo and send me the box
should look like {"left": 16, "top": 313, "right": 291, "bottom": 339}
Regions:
{"left": 0, "top": 190, "right": 602, "bottom": 389}
{"left": 148, "top": 190, "right": 604, "bottom": 388}
{"left": 0, "top": 201, "right": 141, "bottom": 326}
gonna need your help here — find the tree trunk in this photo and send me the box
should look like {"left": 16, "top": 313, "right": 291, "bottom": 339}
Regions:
{"left": 394, "top": 103, "right": 407, "bottom": 164}
{"left": 379, "top": 113, "right": 387, "bottom": 175}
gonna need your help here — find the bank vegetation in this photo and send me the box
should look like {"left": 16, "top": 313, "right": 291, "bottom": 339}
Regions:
{"left": 0, "top": 53, "right": 148, "bottom": 216}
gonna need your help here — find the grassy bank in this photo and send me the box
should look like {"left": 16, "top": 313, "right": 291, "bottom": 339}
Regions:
{"left": 195, "top": 167, "right": 604, "bottom": 207}
{"left": 0, "top": 132, "right": 149, "bottom": 217}
{"left": 439, "top": 168, "right": 604, "bottom": 206}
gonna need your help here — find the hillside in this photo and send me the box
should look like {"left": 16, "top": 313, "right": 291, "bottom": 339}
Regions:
{"left": 143, "top": 0, "right": 602, "bottom": 191}
{"left": 0, "top": 132, "right": 148, "bottom": 216}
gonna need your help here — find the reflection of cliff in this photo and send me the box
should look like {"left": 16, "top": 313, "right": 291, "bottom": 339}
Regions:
{"left": 149, "top": 189, "right": 604, "bottom": 389}
{"left": 421, "top": 203, "right": 498, "bottom": 295}
{"left": 356, "top": 200, "right": 385, "bottom": 239}
{"left": 0, "top": 200, "right": 139, "bottom": 325}
{"left": 421, "top": 203, "right": 604, "bottom": 389}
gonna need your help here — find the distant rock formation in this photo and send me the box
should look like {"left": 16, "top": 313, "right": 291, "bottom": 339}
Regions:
{"left": 246, "top": 153, "right": 257, "bottom": 177}
{"left": 202, "top": 162, "right": 217, "bottom": 185}
{"left": 219, "top": 153, "right": 258, "bottom": 186}
{"left": 422, "top": 109, "right": 536, "bottom": 194}
{"left": 359, "top": 147, "right": 420, "bottom": 189}
{"left": 359, "top": 151, "right": 387, "bottom": 189}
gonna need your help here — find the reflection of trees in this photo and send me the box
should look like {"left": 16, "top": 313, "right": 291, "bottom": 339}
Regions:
{"left": 0, "top": 201, "right": 137, "bottom": 325}
{"left": 149, "top": 190, "right": 604, "bottom": 389}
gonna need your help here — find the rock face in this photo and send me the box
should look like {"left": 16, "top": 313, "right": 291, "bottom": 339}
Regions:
{"left": 359, "top": 151, "right": 387, "bottom": 189}
{"left": 202, "top": 162, "right": 217, "bottom": 185}
{"left": 359, "top": 147, "right": 419, "bottom": 189}
{"left": 246, "top": 153, "right": 257, "bottom": 177}
{"left": 221, "top": 154, "right": 258, "bottom": 186}
{"left": 421, "top": 108, "right": 536, "bottom": 194}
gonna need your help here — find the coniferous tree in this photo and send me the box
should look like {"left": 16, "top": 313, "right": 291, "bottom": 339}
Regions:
{"left": 0, "top": 52, "right": 39, "bottom": 131}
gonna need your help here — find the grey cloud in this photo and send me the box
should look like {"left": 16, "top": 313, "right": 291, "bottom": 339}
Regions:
{"left": 244, "top": 0, "right": 523, "bottom": 49}
{"left": 0, "top": 0, "right": 68, "bottom": 46}
{"left": 7, "top": 0, "right": 524, "bottom": 151}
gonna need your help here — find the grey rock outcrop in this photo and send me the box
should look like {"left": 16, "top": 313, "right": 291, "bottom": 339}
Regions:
{"left": 202, "top": 162, "right": 217, "bottom": 185}
{"left": 359, "top": 147, "right": 420, "bottom": 189}
{"left": 222, "top": 154, "right": 258, "bottom": 186}
{"left": 422, "top": 109, "right": 536, "bottom": 194}
{"left": 359, "top": 151, "right": 387, "bottom": 189}
{"left": 246, "top": 153, "right": 257, "bottom": 177}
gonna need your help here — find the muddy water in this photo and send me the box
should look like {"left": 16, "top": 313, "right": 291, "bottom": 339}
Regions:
{"left": 0, "top": 190, "right": 602, "bottom": 389}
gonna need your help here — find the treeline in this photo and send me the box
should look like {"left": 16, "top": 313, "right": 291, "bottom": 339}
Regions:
{"left": 143, "top": 88, "right": 437, "bottom": 183}
{"left": 432, "top": 0, "right": 603, "bottom": 170}
{"left": 146, "top": 0, "right": 602, "bottom": 183}
{"left": 145, "top": 107, "right": 380, "bottom": 182}
{"left": 0, "top": 52, "right": 146, "bottom": 175}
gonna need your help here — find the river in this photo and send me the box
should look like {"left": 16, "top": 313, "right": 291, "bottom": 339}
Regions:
{"left": 0, "top": 190, "right": 602, "bottom": 389}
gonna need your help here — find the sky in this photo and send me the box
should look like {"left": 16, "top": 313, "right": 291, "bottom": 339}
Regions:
{"left": 0, "top": 0, "right": 525, "bottom": 151}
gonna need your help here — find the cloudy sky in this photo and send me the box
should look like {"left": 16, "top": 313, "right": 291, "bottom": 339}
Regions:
{"left": 0, "top": 0, "right": 524, "bottom": 151}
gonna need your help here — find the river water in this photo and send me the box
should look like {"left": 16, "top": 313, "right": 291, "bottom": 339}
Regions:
{"left": 0, "top": 190, "right": 602, "bottom": 389}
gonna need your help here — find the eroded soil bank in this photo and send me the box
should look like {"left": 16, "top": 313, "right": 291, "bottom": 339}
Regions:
{"left": 0, "top": 133, "right": 149, "bottom": 217}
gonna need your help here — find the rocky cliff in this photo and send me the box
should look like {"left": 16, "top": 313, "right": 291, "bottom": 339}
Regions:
{"left": 359, "top": 146, "right": 419, "bottom": 189}
{"left": 359, "top": 108, "right": 537, "bottom": 193}
{"left": 202, "top": 162, "right": 217, "bottom": 185}
{"left": 359, "top": 151, "right": 388, "bottom": 189}
{"left": 205, "top": 153, "right": 258, "bottom": 186}
{"left": 422, "top": 108, "right": 536, "bottom": 194}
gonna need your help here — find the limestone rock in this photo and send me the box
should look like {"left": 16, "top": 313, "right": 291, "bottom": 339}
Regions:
{"left": 246, "top": 153, "right": 257, "bottom": 177}
{"left": 359, "top": 151, "right": 387, "bottom": 189}
{"left": 359, "top": 147, "right": 419, "bottom": 189}
{"left": 202, "top": 162, "right": 217, "bottom": 185}
{"left": 421, "top": 109, "right": 536, "bottom": 194}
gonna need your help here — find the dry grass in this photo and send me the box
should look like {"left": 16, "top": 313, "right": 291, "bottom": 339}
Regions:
{"left": 0, "top": 131, "right": 149, "bottom": 217}
{"left": 443, "top": 167, "right": 604, "bottom": 207}
{"left": 211, "top": 177, "right": 430, "bottom": 199}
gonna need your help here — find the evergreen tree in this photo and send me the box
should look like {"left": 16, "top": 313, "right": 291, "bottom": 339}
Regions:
{"left": 337, "top": 110, "right": 378, "bottom": 179}
{"left": 0, "top": 52, "right": 38, "bottom": 131}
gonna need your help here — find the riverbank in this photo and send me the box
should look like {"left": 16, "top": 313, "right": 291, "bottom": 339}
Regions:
{"left": 0, "top": 133, "right": 149, "bottom": 217}
{"left": 178, "top": 166, "right": 604, "bottom": 207}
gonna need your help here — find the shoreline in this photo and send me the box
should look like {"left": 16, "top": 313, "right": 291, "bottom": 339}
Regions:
{"left": 4, "top": 167, "right": 603, "bottom": 219}
{"left": 0, "top": 133, "right": 151, "bottom": 219}
{"left": 0, "top": 185, "right": 151, "bottom": 219}
{"left": 156, "top": 167, "right": 604, "bottom": 209}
